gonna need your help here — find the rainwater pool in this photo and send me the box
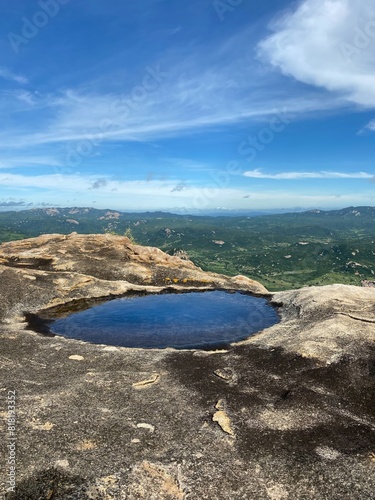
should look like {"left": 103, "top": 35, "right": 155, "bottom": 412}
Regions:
{"left": 49, "top": 291, "right": 279, "bottom": 349}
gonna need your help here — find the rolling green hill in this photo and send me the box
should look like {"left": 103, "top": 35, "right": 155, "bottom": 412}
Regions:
{"left": 0, "top": 206, "right": 374, "bottom": 291}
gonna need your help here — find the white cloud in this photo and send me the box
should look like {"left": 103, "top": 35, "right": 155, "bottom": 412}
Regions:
{"left": 243, "top": 169, "right": 373, "bottom": 179}
{"left": 0, "top": 90, "right": 337, "bottom": 149}
{"left": 0, "top": 7, "right": 371, "bottom": 158}
{"left": 0, "top": 172, "right": 251, "bottom": 210}
{"left": 0, "top": 155, "right": 63, "bottom": 169}
{"left": 11, "top": 90, "right": 37, "bottom": 106}
{"left": 363, "top": 119, "right": 375, "bottom": 131}
{"left": 0, "top": 30, "right": 346, "bottom": 151}
{"left": 0, "top": 172, "right": 195, "bottom": 196}
{"left": 0, "top": 67, "right": 28, "bottom": 85}
{"left": 258, "top": 0, "right": 375, "bottom": 107}
{"left": 1, "top": 171, "right": 374, "bottom": 211}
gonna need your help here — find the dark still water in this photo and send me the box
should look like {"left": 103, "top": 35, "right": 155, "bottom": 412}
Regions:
{"left": 50, "top": 291, "right": 279, "bottom": 349}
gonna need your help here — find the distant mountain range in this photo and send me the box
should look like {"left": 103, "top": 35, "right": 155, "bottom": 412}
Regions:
{"left": 0, "top": 206, "right": 374, "bottom": 291}
{"left": 1, "top": 205, "right": 375, "bottom": 220}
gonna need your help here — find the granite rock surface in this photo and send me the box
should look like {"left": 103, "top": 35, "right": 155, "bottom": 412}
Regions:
{"left": 0, "top": 234, "right": 374, "bottom": 499}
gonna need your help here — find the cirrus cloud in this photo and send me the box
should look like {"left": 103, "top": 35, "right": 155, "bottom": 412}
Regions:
{"left": 0, "top": 66, "right": 28, "bottom": 85}
{"left": 243, "top": 169, "right": 374, "bottom": 179}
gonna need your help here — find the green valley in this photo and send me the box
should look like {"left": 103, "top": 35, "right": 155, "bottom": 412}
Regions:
{"left": 0, "top": 206, "right": 374, "bottom": 291}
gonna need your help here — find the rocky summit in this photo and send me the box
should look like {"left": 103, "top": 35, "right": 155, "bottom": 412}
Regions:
{"left": 0, "top": 234, "right": 375, "bottom": 499}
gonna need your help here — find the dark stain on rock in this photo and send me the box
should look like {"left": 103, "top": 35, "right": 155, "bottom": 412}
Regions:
{"left": 23, "top": 312, "right": 55, "bottom": 336}
{"left": 165, "top": 343, "right": 375, "bottom": 461}
{"left": 3, "top": 256, "right": 54, "bottom": 271}
{"left": 5, "top": 468, "right": 91, "bottom": 500}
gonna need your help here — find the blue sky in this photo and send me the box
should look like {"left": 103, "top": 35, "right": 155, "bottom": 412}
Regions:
{"left": 0, "top": 0, "right": 374, "bottom": 212}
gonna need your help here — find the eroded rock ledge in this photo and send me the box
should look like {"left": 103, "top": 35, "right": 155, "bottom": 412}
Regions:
{"left": 0, "top": 234, "right": 374, "bottom": 499}
{"left": 0, "top": 232, "right": 267, "bottom": 325}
